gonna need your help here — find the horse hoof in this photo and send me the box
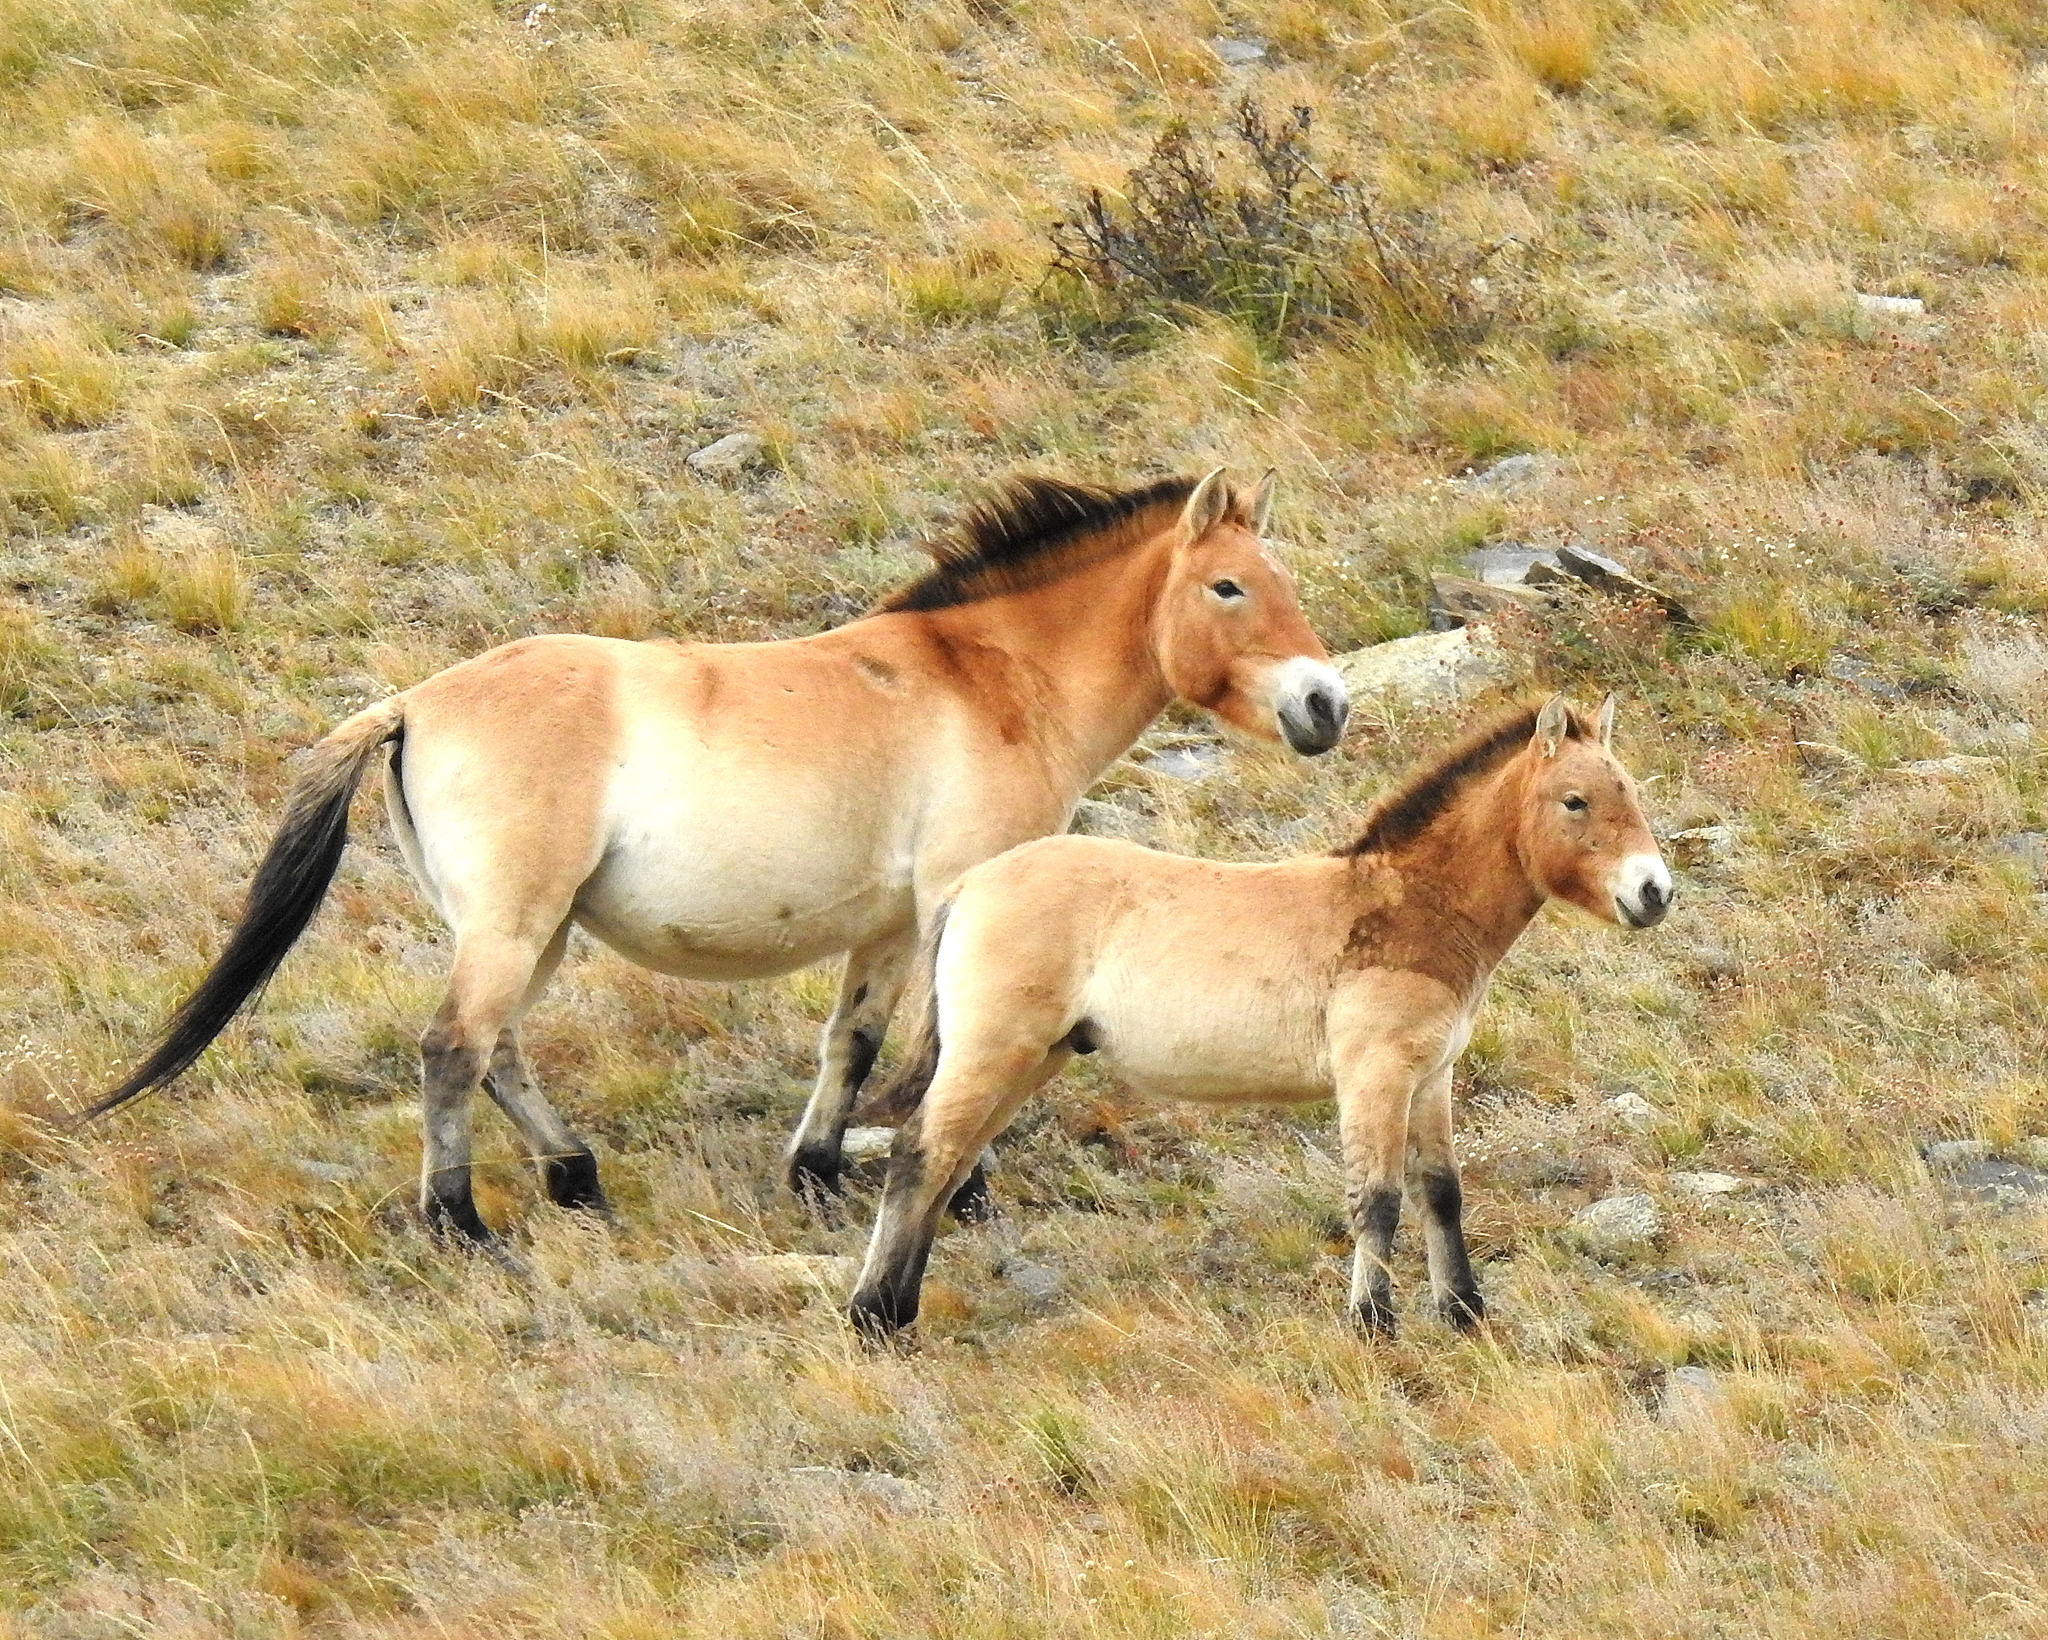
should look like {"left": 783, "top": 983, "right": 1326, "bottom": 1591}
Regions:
{"left": 946, "top": 1165, "right": 996, "bottom": 1224}
{"left": 1349, "top": 1301, "right": 1399, "bottom": 1341}
{"left": 847, "top": 1290, "right": 917, "bottom": 1343}
{"left": 542, "top": 1150, "right": 611, "bottom": 1216}
{"left": 1441, "top": 1292, "right": 1487, "bottom": 1333}
{"left": 786, "top": 1153, "right": 844, "bottom": 1205}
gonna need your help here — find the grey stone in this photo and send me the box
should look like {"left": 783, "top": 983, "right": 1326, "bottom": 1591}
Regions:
{"left": 1426, "top": 572, "right": 1553, "bottom": 632}
{"left": 2009, "top": 1136, "right": 2048, "bottom": 1170}
{"left": 1141, "top": 743, "right": 1225, "bottom": 781}
{"left": 1825, "top": 653, "right": 1906, "bottom": 699}
{"left": 1670, "top": 1170, "right": 1750, "bottom": 1196}
{"left": 1001, "top": 1259, "right": 1065, "bottom": 1311}
{"left": 1564, "top": 1192, "right": 1662, "bottom": 1261}
{"left": 1924, "top": 1145, "right": 2048, "bottom": 1206}
{"left": 1463, "top": 543, "right": 1563, "bottom": 586}
{"left": 1657, "top": 1364, "right": 1725, "bottom": 1427}
{"left": 1895, "top": 755, "right": 1999, "bottom": 779}
{"left": 1072, "top": 797, "right": 1156, "bottom": 842}
{"left": 1545, "top": 542, "right": 1693, "bottom": 624}
{"left": 840, "top": 1126, "right": 896, "bottom": 1166}
{"left": 1857, "top": 293, "right": 1926, "bottom": 320}
{"left": 1333, "top": 624, "right": 1521, "bottom": 708}
{"left": 1924, "top": 1139, "right": 1991, "bottom": 1170}
{"left": 1604, "top": 1090, "right": 1660, "bottom": 1131}
{"left": 1457, "top": 453, "right": 1557, "bottom": 494}
{"left": 1208, "top": 36, "right": 1267, "bottom": 66}
{"left": 1682, "top": 942, "right": 1743, "bottom": 983}
{"left": 685, "top": 430, "right": 769, "bottom": 478}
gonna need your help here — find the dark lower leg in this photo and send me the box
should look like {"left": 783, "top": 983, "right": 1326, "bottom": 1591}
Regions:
{"left": 788, "top": 1026, "right": 880, "bottom": 1200}
{"left": 945, "top": 1159, "right": 994, "bottom": 1224}
{"left": 484, "top": 1036, "right": 607, "bottom": 1215}
{"left": 421, "top": 1028, "right": 495, "bottom": 1248}
{"left": 1348, "top": 1184, "right": 1403, "bottom": 1337}
{"left": 1418, "top": 1166, "right": 1484, "bottom": 1329}
{"left": 848, "top": 1132, "right": 948, "bottom": 1338}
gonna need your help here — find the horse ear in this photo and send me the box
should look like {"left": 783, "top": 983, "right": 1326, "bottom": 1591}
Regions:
{"left": 1245, "top": 468, "right": 1277, "bottom": 535}
{"left": 1533, "top": 694, "right": 1571, "bottom": 758}
{"left": 1180, "top": 467, "right": 1232, "bottom": 543}
{"left": 1595, "top": 692, "right": 1617, "bottom": 747}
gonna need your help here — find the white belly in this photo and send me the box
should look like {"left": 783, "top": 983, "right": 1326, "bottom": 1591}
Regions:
{"left": 572, "top": 732, "right": 915, "bottom": 979}
{"left": 1084, "top": 965, "right": 1331, "bottom": 1105}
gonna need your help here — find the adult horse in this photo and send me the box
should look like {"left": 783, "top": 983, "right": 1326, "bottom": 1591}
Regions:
{"left": 88, "top": 468, "right": 1349, "bottom": 1250}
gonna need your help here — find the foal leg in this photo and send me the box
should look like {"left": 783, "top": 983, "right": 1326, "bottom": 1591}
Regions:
{"left": 1336, "top": 1052, "right": 1423, "bottom": 1339}
{"left": 847, "top": 1041, "right": 1066, "bottom": 1338}
{"left": 1409, "top": 1065, "right": 1483, "bottom": 1330}
{"left": 785, "top": 930, "right": 915, "bottom": 1201}
{"left": 420, "top": 928, "right": 557, "bottom": 1251}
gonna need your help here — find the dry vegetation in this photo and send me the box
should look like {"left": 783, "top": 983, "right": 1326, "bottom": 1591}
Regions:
{"left": 4, "top": 0, "right": 2048, "bottom": 1632}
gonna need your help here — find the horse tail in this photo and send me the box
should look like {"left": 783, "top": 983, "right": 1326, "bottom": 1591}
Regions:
{"left": 81, "top": 695, "right": 407, "bottom": 1122}
{"left": 854, "top": 898, "right": 954, "bottom": 1126}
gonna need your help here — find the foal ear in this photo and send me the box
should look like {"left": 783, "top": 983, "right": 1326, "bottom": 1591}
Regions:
{"left": 1244, "top": 468, "right": 1278, "bottom": 535}
{"left": 1594, "top": 692, "right": 1617, "bottom": 747}
{"left": 1180, "top": 467, "right": 1232, "bottom": 542}
{"left": 1533, "top": 694, "right": 1572, "bottom": 759}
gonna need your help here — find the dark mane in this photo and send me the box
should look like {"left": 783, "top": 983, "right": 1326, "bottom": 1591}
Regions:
{"left": 1336, "top": 703, "right": 1589, "bottom": 858}
{"left": 876, "top": 474, "right": 1197, "bottom": 613}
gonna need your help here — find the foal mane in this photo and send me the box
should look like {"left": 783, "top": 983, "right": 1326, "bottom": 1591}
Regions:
{"left": 876, "top": 474, "right": 1198, "bottom": 613}
{"left": 1336, "top": 702, "right": 1592, "bottom": 858}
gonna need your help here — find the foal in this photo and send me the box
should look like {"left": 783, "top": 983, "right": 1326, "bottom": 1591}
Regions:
{"left": 849, "top": 696, "right": 1671, "bottom": 1339}
{"left": 91, "top": 469, "right": 1347, "bottom": 1253}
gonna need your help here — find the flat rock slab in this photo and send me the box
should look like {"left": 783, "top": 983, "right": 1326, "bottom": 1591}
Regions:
{"left": 1924, "top": 1143, "right": 2048, "bottom": 1205}
{"left": 1141, "top": 743, "right": 1226, "bottom": 780}
{"left": 1464, "top": 543, "right": 1564, "bottom": 585}
{"left": 1457, "top": 453, "right": 1559, "bottom": 494}
{"left": 1564, "top": 1192, "right": 1662, "bottom": 1261}
{"left": 840, "top": 1126, "right": 896, "bottom": 1166}
{"left": 1670, "top": 1170, "right": 1751, "bottom": 1196}
{"left": 1427, "top": 572, "right": 1553, "bottom": 632}
{"left": 686, "top": 430, "right": 769, "bottom": 478}
{"left": 1538, "top": 542, "right": 1692, "bottom": 624}
{"left": 1334, "top": 624, "right": 1520, "bottom": 708}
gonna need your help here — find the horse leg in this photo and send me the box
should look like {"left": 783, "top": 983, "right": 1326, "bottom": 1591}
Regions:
{"left": 1409, "top": 1065, "right": 1483, "bottom": 1330}
{"left": 480, "top": 919, "right": 608, "bottom": 1215}
{"left": 847, "top": 1040, "right": 1065, "bottom": 1338}
{"left": 785, "top": 930, "right": 915, "bottom": 1201}
{"left": 420, "top": 928, "right": 556, "bottom": 1252}
{"left": 1336, "top": 1053, "right": 1420, "bottom": 1339}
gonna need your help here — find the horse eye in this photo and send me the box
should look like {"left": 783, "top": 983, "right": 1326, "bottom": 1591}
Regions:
{"left": 1562, "top": 794, "right": 1589, "bottom": 813}
{"left": 1210, "top": 579, "right": 1246, "bottom": 600}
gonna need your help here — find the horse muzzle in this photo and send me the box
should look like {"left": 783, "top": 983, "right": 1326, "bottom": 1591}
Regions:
{"left": 1271, "top": 658, "right": 1349, "bottom": 755}
{"left": 1614, "top": 855, "right": 1674, "bottom": 928}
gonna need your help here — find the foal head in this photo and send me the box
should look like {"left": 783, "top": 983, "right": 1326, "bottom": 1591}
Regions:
{"left": 1151, "top": 469, "right": 1348, "bottom": 756}
{"left": 1518, "top": 695, "right": 1672, "bottom": 928}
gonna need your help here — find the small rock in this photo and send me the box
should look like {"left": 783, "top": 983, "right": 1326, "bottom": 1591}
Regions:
{"left": 1141, "top": 743, "right": 1225, "bottom": 781}
{"left": 1333, "top": 624, "right": 1521, "bottom": 708}
{"left": 1564, "top": 1192, "right": 1661, "bottom": 1261}
{"left": 1670, "top": 1171, "right": 1750, "bottom": 1197}
{"left": 1540, "top": 542, "right": 1692, "bottom": 625}
{"left": 1000, "top": 1258, "right": 1065, "bottom": 1311}
{"left": 1857, "top": 292, "right": 1926, "bottom": 320}
{"left": 1895, "top": 755, "right": 1999, "bottom": 780}
{"left": 1426, "top": 572, "right": 1554, "bottom": 632}
{"left": 2009, "top": 1136, "right": 2048, "bottom": 1170}
{"left": 1072, "top": 796, "right": 1155, "bottom": 842}
{"left": 840, "top": 1127, "right": 896, "bottom": 1166}
{"left": 743, "top": 1253, "right": 856, "bottom": 1295}
{"left": 1657, "top": 1364, "right": 1725, "bottom": 1427}
{"left": 1924, "top": 1139, "right": 1991, "bottom": 1170}
{"left": 1824, "top": 653, "right": 1906, "bottom": 700}
{"left": 1605, "top": 1090, "right": 1660, "bottom": 1131}
{"left": 1668, "top": 825, "right": 1734, "bottom": 867}
{"left": 1457, "top": 453, "right": 1557, "bottom": 494}
{"left": 290, "top": 1158, "right": 353, "bottom": 1184}
{"left": 1681, "top": 942, "right": 1742, "bottom": 983}
{"left": 784, "top": 1467, "right": 938, "bottom": 1516}
{"left": 1946, "top": 1158, "right": 2048, "bottom": 1206}
{"left": 1463, "top": 543, "right": 1564, "bottom": 586}
{"left": 1208, "top": 36, "right": 1267, "bottom": 67}
{"left": 685, "top": 430, "right": 769, "bottom": 479}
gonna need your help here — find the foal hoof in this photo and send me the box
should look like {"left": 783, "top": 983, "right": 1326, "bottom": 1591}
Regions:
{"left": 785, "top": 1149, "right": 844, "bottom": 1206}
{"left": 542, "top": 1150, "right": 612, "bottom": 1218}
{"left": 945, "top": 1164, "right": 996, "bottom": 1225}
{"left": 846, "top": 1288, "right": 918, "bottom": 1344}
{"left": 1349, "top": 1299, "right": 1399, "bottom": 1341}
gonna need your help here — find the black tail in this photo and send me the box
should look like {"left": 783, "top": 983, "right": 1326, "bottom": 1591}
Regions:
{"left": 82, "top": 697, "right": 406, "bottom": 1122}
{"left": 851, "top": 899, "right": 951, "bottom": 1126}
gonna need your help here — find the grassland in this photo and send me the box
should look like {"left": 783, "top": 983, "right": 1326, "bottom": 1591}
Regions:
{"left": 4, "top": 0, "right": 2048, "bottom": 1633}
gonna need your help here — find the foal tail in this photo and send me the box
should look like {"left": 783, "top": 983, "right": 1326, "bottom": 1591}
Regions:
{"left": 853, "top": 898, "right": 953, "bottom": 1126}
{"left": 81, "top": 695, "right": 407, "bottom": 1122}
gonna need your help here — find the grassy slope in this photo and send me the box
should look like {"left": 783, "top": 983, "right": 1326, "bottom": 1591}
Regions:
{"left": 3, "top": 0, "right": 2048, "bottom": 1632}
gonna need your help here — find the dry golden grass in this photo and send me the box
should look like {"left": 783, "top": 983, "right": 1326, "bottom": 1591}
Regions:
{"left": 2, "top": 0, "right": 2048, "bottom": 1632}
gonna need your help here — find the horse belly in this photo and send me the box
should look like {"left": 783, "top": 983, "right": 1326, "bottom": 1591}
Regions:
{"left": 1089, "top": 981, "right": 1329, "bottom": 1106}
{"left": 574, "top": 746, "right": 913, "bottom": 979}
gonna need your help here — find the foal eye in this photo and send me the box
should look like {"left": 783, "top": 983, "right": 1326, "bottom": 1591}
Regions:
{"left": 1562, "top": 794, "right": 1589, "bottom": 813}
{"left": 1210, "top": 579, "right": 1246, "bottom": 600}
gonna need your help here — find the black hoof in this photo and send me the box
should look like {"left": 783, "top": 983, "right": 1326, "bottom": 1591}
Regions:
{"left": 1441, "top": 1290, "right": 1487, "bottom": 1332}
{"left": 786, "top": 1146, "right": 844, "bottom": 1204}
{"left": 847, "top": 1286, "right": 918, "bottom": 1343}
{"left": 542, "top": 1148, "right": 611, "bottom": 1217}
{"left": 1350, "top": 1299, "right": 1398, "bottom": 1340}
{"left": 946, "top": 1163, "right": 995, "bottom": 1224}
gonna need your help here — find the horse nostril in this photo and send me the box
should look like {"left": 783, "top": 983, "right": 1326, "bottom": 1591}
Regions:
{"left": 1307, "top": 688, "right": 1341, "bottom": 731}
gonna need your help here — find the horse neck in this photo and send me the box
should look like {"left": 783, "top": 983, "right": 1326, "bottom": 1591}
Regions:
{"left": 916, "top": 531, "right": 1176, "bottom": 789}
{"left": 1363, "top": 758, "right": 1546, "bottom": 986}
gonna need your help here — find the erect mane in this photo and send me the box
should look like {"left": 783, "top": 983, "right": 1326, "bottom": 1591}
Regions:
{"left": 1336, "top": 702, "right": 1591, "bottom": 858}
{"left": 875, "top": 474, "right": 1199, "bottom": 613}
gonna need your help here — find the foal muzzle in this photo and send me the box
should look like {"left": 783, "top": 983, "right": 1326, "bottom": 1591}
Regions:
{"left": 1270, "top": 658, "right": 1349, "bottom": 755}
